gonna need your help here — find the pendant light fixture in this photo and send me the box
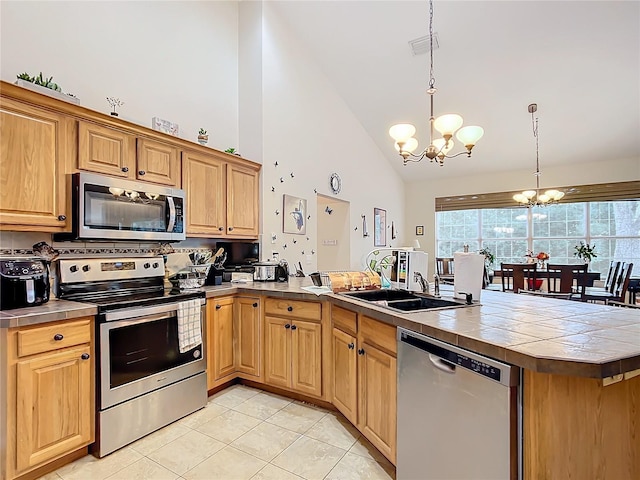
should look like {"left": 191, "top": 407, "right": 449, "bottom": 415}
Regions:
{"left": 513, "top": 103, "right": 565, "bottom": 207}
{"left": 389, "top": 0, "right": 484, "bottom": 166}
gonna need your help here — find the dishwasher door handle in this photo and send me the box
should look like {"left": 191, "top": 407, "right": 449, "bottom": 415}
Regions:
{"left": 429, "top": 354, "right": 456, "bottom": 374}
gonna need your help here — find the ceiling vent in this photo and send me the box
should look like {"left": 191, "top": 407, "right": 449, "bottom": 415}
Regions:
{"left": 409, "top": 33, "right": 439, "bottom": 56}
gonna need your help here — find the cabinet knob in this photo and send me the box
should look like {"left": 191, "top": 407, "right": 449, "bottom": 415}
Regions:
{"left": 138, "top": 170, "right": 146, "bottom": 176}
{"left": 81, "top": 353, "right": 90, "bottom": 360}
{"left": 228, "top": 227, "right": 234, "bottom": 231}
{"left": 348, "top": 343, "right": 355, "bottom": 350}
{"left": 121, "top": 166, "right": 129, "bottom": 173}
{"left": 290, "top": 325, "right": 297, "bottom": 331}
{"left": 252, "top": 302, "right": 258, "bottom": 308}
{"left": 53, "top": 333, "right": 64, "bottom": 341}
{"left": 215, "top": 304, "right": 221, "bottom": 310}
{"left": 287, "top": 306, "right": 293, "bottom": 312}
{"left": 58, "top": 214, "right": 67, "bottom": 221}
{"left": 357, "top": 348, "right": 365, "bottom": 356}
{"left": 218, "top": 227, "right": 224, "bottom": 231}
{"left": 284, "top": 324, "right": 291, "bottom": 329}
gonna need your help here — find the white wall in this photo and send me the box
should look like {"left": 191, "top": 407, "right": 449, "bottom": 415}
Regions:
{"left": 0, "top": 1, "right": 239, "bottom": 150}
{"left": 260, "top": 3, "right": 406, "bottom": 272}
{"left": 405, "top": 156, "right": 640, "bottom": 275}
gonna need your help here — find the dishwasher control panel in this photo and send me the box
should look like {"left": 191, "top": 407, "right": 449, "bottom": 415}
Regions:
{"left": 400, "top": 330, "right": 502, "bottom": 382}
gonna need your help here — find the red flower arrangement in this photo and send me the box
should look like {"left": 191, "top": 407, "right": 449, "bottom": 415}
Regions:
{"left": 536, "top": 252, "right": 549, "bottom": 261}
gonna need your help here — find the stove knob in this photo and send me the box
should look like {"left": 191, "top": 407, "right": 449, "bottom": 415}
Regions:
{"left": 144, "top": 263, "right": 151, "bottom": 269}
{"left": 152, "top": 262, "right": 159, "bottom": 268}
{"left": 22, "top": 268, "right": 29, "bottom": 274}
{"left": 82, "top": 265, "right": 91, "bottom": 272}
{"left": 70, "top": 265, "right": 78, "bottom": 273}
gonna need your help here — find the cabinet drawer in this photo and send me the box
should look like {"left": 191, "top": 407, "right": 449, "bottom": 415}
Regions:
{"left": 265, "top": 298, "right": 321, "bottom": 321}
{"left": 359, "top": 315, "right": 397, "bottom": 356}
{"left": 17, "top": 318, "right": 92, "bottom": 357}
{"left": 332, "top": 305, "right": 357, "bottom": 335}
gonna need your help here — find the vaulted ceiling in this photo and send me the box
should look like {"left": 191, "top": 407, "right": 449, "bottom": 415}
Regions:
{"left": 271, "top": 1, "right": 640, "bottom": 182}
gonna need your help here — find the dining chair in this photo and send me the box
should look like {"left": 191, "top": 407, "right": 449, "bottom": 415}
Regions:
{"left": 546, "top": 264, "right": 588, "bottom": 295}
{"left": 580, "top": 262, "right": 634, "bottom": 303}
{"left": 602, "top": 261, "right": 622, "bottom": 293}
{"left": 436, "top": 257, "right": 455, "bottom": 284}
{"left": 501, "top": 263, "right": 537, "bottom": 293}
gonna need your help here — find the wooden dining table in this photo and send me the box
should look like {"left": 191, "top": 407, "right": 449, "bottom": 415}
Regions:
{"left": 495, "top": 266, "right": 600, "bottom": 291}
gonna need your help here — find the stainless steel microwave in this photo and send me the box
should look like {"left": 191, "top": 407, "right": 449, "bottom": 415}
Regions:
{"left": 54, "top": 172, "right": 186, "bottom": 242}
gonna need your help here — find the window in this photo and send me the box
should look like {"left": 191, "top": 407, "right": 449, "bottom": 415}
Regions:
{"left": 436, "top": 200, "right": 640, "bottom": 274}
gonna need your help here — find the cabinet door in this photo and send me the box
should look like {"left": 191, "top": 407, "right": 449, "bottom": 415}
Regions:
{"left": 264, "top": 316, "right": 291, "bottom": 389}
{"left": 291, "top": 319, "right": 322, "bottom": 397}
{"left": 0, "top": 98, "right": 71, "bottom": 229}
{"left": 332, "top": 327, "right": 357, "bottom": 424}
{"left": 235, "top": 297, "right": 261, "bottom": 378}
{"left": 182, "top": 151, "right": 226, "bottom": 236}
{"left": 358, "top": 342, "right": 397, "bottom": 464}
{"left": 136, "top": 138, "right": 180, "bottom": 187}
{"left": 226, "top": 164, "right": 259, "bottom": 237}
{"left": 208, "top": 297, "right": 235, "bottom": 387}
{"left": 78, "top": 121, "right": 135, "bottom": 178}
{"left": 15, "top": 345, "right": 93, "bottom": 472}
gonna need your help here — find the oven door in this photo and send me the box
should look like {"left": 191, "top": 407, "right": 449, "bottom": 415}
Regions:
{"left": 99, "top": 301, "right": 205, "bottom": 410}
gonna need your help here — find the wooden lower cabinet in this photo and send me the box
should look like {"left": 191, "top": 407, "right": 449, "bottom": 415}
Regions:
{"left": 234, "top": 296, "right": 261, "bottom": 379}
{"left": 263, "top": 298, "right": 323, "bottom": 398}
{"left": 207, "top": 296, "right": 235, "bottom": 388}
{"left": 331, "top": 306, "right": 397, "bottom": 465}
{"left": 3, "top": 317, "right": 94, "bottom": 480}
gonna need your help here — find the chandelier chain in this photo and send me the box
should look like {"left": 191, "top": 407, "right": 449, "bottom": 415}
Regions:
{"left": 532, "top": 109, "right": 540, "bottom": 192}
{"left": 429, "top": 0, "right": 435, "bottom": 89}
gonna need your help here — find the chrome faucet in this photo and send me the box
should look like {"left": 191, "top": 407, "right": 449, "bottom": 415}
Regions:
{"left": 433, "top": 274, "right": 440, "bottom": 297}
{"left": 414, "top": 272, "right": 429, "bottom": 294}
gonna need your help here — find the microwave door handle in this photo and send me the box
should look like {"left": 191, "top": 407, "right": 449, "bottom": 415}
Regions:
{"left": 167, "top": 196, "right": 176, "bottom": 232}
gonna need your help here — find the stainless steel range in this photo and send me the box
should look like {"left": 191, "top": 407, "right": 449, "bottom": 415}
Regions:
{"left": 57, "top": 257, "right": 207, "bottom": 457}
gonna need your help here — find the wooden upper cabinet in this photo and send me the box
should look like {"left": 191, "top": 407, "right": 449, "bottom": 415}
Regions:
{"left": 182, "top": 150, "right": 226, "bottom": 236}
{"left": 0, "top": 98, "right": 72, "bottom": 230}
{"left": 227, "top": 164, "right": 259, "bottom": 237}
{"left": 78, "top": 121, "right": 135, "bottom": 178}
{"left": 137, "top": 138, "right": 180, "bottom": 187}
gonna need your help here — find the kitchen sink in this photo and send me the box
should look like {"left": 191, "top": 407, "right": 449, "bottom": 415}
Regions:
{"left": 340, "top": 289, "right": 474, "bottom": 313}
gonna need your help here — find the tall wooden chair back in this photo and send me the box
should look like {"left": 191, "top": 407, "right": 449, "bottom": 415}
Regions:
{"left": 547, "top": 264, "right": 588, "bottom": 294}
{"left": 611, "top": 262, "right": 634, "bottom": 302}
{"left": 604, "top": 261, "right": 622, "bottom": 293}
{"left": 436, "top": 257, "right": 455, "bottom": 276}
{"left": 501, "top": 263, "right": 537, "bottom": 293}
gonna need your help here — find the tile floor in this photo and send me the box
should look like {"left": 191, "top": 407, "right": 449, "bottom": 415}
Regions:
{"left": 40, "top": 385, "right": 395, "bottom": 480}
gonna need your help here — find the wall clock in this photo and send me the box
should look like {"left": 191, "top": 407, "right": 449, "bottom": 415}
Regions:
{"left": 329, "top": 173, "right": 342, "bottom": 194}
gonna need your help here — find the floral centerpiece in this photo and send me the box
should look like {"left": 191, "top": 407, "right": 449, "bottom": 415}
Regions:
{"left": 536, "top": 251, "right": 549, "bottom": 268}
{"left": 574, "top": 242, "right": 597, "bottom": 266}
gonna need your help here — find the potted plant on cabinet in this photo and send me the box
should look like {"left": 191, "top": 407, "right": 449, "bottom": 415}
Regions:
{"left": 197, "top": 128, "right": 208, "bottom": 145}
{"left": 574, "top": 242, "right": 597, "bottom": 268}
{"left": 15, "top": 71, "right": 80, "bottom": 104}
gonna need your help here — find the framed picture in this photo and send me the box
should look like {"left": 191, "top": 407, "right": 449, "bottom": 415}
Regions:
{"left": 416, "top": 225, "right": 424, "bottom": 236}
{"left": 283, "top": 194, "right": 307, "bottom": 235}
{"left": 374, "top": 208, "right": 386, "bottom": 246}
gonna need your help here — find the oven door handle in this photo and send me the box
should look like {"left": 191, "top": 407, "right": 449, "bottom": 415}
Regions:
{"left": 104, "top": 299, "right": 205, "bottom": 322}
{"left": 103, "top": 311, "right": 177, "bottom": 329}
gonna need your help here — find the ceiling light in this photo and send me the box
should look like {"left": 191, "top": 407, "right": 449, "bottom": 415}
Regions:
{"left": 389, "top": 0, "right": 483, "bottom": 166}
{"left": 513, "top": 104, "right": 565, "bottom": 207}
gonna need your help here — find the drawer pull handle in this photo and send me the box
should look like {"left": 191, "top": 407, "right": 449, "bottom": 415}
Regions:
{"left": 253, "top": 302, "right": 258, "bottom": 308}
{"left": 53, "top": 334, "right": 64, "bottom": 341}
{"left": 81, "top": 353, "right": 90, "bottom": 360}
{"left": 121, "top": 166, "right": 129, "bottom": 173}
{"left": 348, "top": 343, "right": 355, "bottom": 350}
{"left": 287, "top": 306, "right": 293, "bottom": 312}
{"left": 358, "top": 348, "right": 365, "bottom": 356}
{"left": 138, "top": 170, "right": 146, "bottom": 176}
{"left": 284, "top": 324, "right": 291, "bottom": 329}
{"left": 58, "top": 214, "right": 67, "bottom": 221}
{"left": 291, "top": 325, "right": 297, "bottom": 331}
{"left": 215, "top": 305, "right": 221, "bottom": 310}
{"left": 228, "top": 226, "right": 234, "bottom": 231}
{"left": 218, "top": 227, "right": 224, "bottom": 231}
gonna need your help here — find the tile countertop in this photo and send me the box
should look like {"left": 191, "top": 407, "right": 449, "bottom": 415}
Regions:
{"left": 3, "top": 278, "right": 639, "bottom": 378}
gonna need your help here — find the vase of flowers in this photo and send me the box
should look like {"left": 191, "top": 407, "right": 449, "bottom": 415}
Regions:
{"left": 574, "top": 242, "right": 597, "bottom": 268}
{"left": 536, "top": 251, "right": 549, "bottom": 269}
{"left": 197, "top": 128, "right": 208, "bottom": 145}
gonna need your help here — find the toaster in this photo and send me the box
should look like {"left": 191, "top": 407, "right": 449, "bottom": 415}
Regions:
{"left": 0, "top": 258, "right": 50, "bottom": 310}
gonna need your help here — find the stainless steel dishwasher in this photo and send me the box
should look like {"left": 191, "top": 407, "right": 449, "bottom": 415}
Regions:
{"left": 397, "top": 328, "right": 520, "bottom": 480}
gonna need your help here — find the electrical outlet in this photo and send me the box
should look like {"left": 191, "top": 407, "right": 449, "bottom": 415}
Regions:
{"left": 306, "top": 254, "right": 312, "bottom": 265}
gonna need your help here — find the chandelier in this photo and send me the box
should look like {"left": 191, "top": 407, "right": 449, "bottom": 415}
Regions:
{"left": 513, "top": 104, "right": 565, "bottom": 207}
{"left": 388, "top": 0, "right": 484, "bottom": 166}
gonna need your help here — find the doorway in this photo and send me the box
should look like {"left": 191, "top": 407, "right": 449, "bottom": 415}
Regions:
{"left": 316, "top": 194, "right": 350, "bottom": 271}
